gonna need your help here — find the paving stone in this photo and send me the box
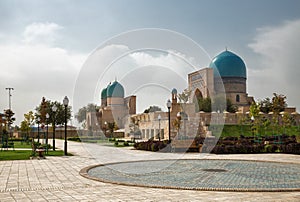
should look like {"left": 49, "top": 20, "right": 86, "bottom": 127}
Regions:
{"left": 0, "top": 140, "right": 299, "bottom": 201}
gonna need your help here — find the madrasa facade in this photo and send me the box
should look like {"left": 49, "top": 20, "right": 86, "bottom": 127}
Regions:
{"left": 86, "top": 50, "right": 298, "bottom": 140}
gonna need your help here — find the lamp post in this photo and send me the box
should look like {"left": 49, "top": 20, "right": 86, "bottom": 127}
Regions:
{"left": 251, "top": 115, "right": 255, "bottom": 137}
{"left": 166, "top": 99, "right": 171, "bottom": 143}
{"left": 104, "top": 121, "right": 107, "bottom": 138}
{"left": 158, "top": 114, "right": 161, "bottom": 141}
{"left": 63, "top": 96, "right": 69, "bottom": 156}
{"left": 46, "top": 113, "right": 49, "bottom": 154}
{"left": 52, "top": 105, "right": 57, "bottom": 151}
{"left": 37, "top": 117, "right": 40, "bottom": 143}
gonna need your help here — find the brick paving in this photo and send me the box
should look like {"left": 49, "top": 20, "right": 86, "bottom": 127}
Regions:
{"left": 0, "top": 140, "right": 299, "bottom": 201}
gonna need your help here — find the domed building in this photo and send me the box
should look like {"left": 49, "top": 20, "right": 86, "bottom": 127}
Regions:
{"left": 188, "top": 49, "right": 253, "bottom": 110}
{"left": 86, "top": 80, "right": 136, "bottom": 133}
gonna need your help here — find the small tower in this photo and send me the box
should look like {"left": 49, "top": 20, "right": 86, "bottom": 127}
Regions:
{"left": 172, "top": 88, "right": 177, "bottom": 104}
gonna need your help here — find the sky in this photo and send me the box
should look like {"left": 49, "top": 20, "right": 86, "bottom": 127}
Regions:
{"left": 0, "top": 0, "right": 300, "bottom": 126}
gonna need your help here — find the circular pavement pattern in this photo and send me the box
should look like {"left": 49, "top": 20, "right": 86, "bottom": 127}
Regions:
{"left": 81, "top": 159, "right": 300, "bottom": 192}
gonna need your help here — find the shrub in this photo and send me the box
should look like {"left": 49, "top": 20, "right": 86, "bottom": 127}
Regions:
{"left": 123, "top": 141, "right": 129, "bottom": 146}
{"left": 114, "top": 141, "right": 119, "bottom": 146}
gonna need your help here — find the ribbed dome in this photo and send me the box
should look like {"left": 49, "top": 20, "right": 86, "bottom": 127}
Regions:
{"left": 107, "top": 81, "right": 124, "bottom": 98}
{"left": 209, "top": 50, "right": 246, "bottom": 78}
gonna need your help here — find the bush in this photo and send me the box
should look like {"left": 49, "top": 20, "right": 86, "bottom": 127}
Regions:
{"left": 114, "top": 141, "right": 119, "bottom": 146}
{"left": 134, "top": 140, "right": 167, "bottom": 152}
{"left": 68, "top": 137, "right": 81, "bottom": 142}
{"left": 123, "top": 141, "right": 129, "bottom": 146}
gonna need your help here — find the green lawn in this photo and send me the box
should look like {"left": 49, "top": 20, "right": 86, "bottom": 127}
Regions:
{"left": 0, "top": 150, "right": 67, "bottom": 161}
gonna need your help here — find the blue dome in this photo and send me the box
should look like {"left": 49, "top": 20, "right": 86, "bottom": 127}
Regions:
{"left": 107, "top": 81, "right": 124, "bottom": 97}
{"left": 209, "top": 50, "right": 246, "bottom": 78}
{"left": 171, "top": 88, "right": 177, "bottom": 94}
{"left": 101, "top": 88, "right": 107, "bottom": 99}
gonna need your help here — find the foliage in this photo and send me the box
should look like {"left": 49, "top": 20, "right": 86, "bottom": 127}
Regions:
{"left": 20, "top": 111, "right": 35, "bottom": 140}
{"left": 271, "top": 93, "right": 287, "bottom": 114}
{"left": 134, "top": 140, "right": 167, "bottom": 152}
{"left": 143, "top": 105, "right": 162, "bottom": 113}
{"left": 35, "top": 98, "right": 72, "bottom": 127}
{"left": 258, "top": 97, "right": 272, "bottom": 113}
{"left": 107, "top": 122, "right": 118, "bottom": 136}
{"left": 75, "top": 103, "right": 99, "bottom": 125}
{"left": 197, "top": 97, "right": 211, "bottom": 112}
{"left": 249, "top": 102, "right": 260, "bottom": 118}
{"left": 226, "top": 99, "right": 237, "bottom": 113}
{"left": 4, "top": 109, "right": 15, "bottom": 126}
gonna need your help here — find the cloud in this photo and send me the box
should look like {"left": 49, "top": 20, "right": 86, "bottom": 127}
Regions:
{"left": 248, "top": 19, "right": 300, "bottom": 109}
{"left": 22, "top": 22, "right": 63, "bottom": 45}
{"left": 0, "top": 22, "right": 87, "bottom": 124}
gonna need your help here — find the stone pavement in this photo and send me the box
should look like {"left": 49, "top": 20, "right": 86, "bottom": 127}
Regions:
{"left": 0, "top": 140, "right": 299, "bottom": 201}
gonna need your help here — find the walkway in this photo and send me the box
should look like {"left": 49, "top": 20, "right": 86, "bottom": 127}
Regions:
{"left": 0, "top": 140, "right": 299, "bottom": 201}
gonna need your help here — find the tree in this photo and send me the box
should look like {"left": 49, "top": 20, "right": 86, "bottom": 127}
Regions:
{"left": 271, "top": 93, "right": 287, "bottom": 114}
{"left": 35, "top": 99, "right": 72, "bottom": 127}
{"left": 249, "top": 102, "right": 260, "bottom": 118}
{"left": 258, "top": 98, "right": 272, "bottom": 113}
{"left": 20, "top": 111, "right": 35, "bottom": 141}
{"left": 226, "top": 99, "right": 237, "bottom": 113}
{"left": 107, "top": 122, "right": 118, "bottom": 137}
{"left": 144, "top": 105, "right": 162, "bottom": 113}
{"left": 197, "top": 97, "right": 211, "bottom": 112}
{"left": 75, "top": 103, "right": 99, "bottom": 126}
{"left": 4, "top": 109, "right": 15, "bottom": 126}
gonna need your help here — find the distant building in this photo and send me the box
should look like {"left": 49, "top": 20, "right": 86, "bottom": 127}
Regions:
{"left": 86, "top": 80, "right": 136, "bottom": 134}
{"left": 86, "top": 49, "right": 298, "bottom": 140}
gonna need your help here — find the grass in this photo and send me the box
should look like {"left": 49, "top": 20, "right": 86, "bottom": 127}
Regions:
{"left": 0, "top": 149, "right": 68, "bottom": 161}
{"left": 209, "top": 124, "right": 300, "bottom": 139}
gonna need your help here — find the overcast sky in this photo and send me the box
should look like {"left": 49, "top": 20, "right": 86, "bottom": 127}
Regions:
{"left": 0, "top": 0, "right": 300, "bottom": 126}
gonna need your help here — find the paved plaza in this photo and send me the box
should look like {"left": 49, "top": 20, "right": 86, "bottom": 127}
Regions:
{"left": 0, "top": 140, "right": 300, "bottom": 201}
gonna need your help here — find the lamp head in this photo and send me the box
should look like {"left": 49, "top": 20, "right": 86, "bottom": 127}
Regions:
{"left": 166, "top": 99, "right": 171, "bottom": 108}
{"left": 63, "top": 96, "right": 69, "bottom": 106}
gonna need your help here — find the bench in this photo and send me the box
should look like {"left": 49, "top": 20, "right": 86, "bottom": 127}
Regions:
{"left": 171, "top": 140, "right": 202, "bottom": 152}
{"left": 1, "top": 142, "right": 15, "bottom": 151}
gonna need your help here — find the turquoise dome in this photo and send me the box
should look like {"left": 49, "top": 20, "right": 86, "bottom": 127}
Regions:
{"left": 107, "top": 81, "right": 124, "bottom": 97}
{"left": 209, "top": 50, "right": 246, "bottom": 78}
{"left": 101, "top": 88, "right": 107, "bottom": 99}
{"left": 172, "top": 88, "right": 177, "bottom": 94}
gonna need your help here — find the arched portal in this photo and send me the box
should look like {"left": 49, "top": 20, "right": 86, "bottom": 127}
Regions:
{"left": 194, "top": 89, "right": 203, "bottom": 100}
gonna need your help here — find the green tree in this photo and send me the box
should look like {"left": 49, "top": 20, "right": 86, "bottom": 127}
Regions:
{"left": 198, "top": 97, "right": 212, "bottom": 112}
{"left": 249, "top": 102, "right": 260, "bottom": 136}
{"left": 75, "top": 103, "right": 99, "bottom": 126}
{"left": 271, "top": 93, "right": 287, "bottom": 114}
{"left": 4, "top": 109, "right": 15, "bottom": 126}
{"left": 226, "top": 99, "right": 237, "bottom": 113}
{"left": 258, "top": 98, "right": 272, "bottom": 113}
{"left": 35, "top": 99, "right": 72, "bottom": 126}
{"left": 144, "top": 105, "right": 162, "bottom": 113}
{"left": 20, "top": 111, "right": 35, "bottom": 140}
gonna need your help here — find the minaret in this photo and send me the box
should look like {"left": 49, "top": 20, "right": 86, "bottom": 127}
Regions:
{"left": 172, "top": 88, "right": 177, "bottom": 104}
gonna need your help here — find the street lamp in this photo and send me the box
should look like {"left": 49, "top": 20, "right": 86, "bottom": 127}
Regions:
{"left": 166, "top": 99, "right": 171, "bottom": 143}
{"left": 37, "top": 117, "right": 41, "bottom": 143}
{"left": 63, "top": 96, "right": 69, "bottom": 156}
{"left": 46, "top": 113, "right": 49, "bottom": 154}
{"left": 158, "top": 114, "right": 161, "bottom": 141}
{"left": 251, "top": 115, "right": 255, "bottom": 137}
{"left": 104, "top": 121, "right": 107, "bottom": 138}
{"left": 52, "top": 105, "right": 57, "bottom": 151}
